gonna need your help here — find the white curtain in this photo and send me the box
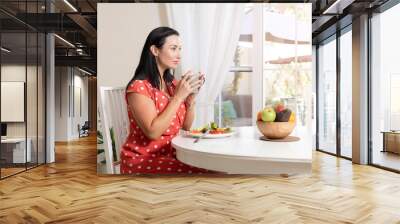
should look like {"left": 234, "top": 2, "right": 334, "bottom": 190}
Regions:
{"left": 166, "top": 3, "right": 245, "bottom": 127}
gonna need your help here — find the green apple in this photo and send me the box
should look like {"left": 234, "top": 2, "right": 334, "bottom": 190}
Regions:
{"left": 261, "top": 107, "right": 276, "bottom": 122}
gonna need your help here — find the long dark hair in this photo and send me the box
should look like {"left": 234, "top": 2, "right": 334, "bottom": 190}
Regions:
{"left": 127, "top": 27, "right": 179, "bottom": 91}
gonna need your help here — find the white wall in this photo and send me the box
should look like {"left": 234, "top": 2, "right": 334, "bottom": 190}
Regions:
{"left": 1, "top": 66, "right": 25, "bottom": 126}
{"left": 1, "top": 64, "right": 46, "bottom": 163}
{"left": 98, "top": 3, "right": 167, "bottom": 88}
{"left": 72, "top": 74, "right": 89, "bottom": 138}
{"left": 1, "top": 65, "right": 41, "bottom": 138}
{"left": 55, "top": 67, "right": 70, "bottom": 141}
{"left": 55, "top": 67, "right": 89, "bottom": 141}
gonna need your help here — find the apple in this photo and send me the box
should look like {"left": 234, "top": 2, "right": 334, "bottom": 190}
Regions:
{"left": 275, "top": 103, "right": 285, "bottom": 113}
{"left": 276, "top": 109, "right": 292, "bottom": 122}
{"left": 261, "top": 107, "right": 276, "bottom": 122}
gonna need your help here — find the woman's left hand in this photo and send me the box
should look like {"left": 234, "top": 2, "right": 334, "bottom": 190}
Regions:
{"left": 185, "top": 72, "right": 205, "bottom": 109}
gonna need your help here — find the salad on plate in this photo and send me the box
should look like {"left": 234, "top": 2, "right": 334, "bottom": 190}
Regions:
{"left": 188, "top": 122, "right": 234, "bottom": 138}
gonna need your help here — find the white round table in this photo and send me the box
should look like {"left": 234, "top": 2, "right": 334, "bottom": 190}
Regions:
{"left": 172, "top": 126, "right": 312, "bottom": 175}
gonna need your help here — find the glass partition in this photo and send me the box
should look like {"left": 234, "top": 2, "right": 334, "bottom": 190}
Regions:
{"left": 27, "top": 31, "right": 38, "bottom": 169}
{"left": 0, "top": 1, "right": 46, "bottom": 179}
{"left": 1, "top": 31, "right": 28, "bottom": 177}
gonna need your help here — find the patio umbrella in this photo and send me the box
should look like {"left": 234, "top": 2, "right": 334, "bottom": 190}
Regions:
{"left": 265, "top": 55, "right": 312, "bottom": 64}
{"left": 239, "top": 32, "right": 310, "bottom": 45}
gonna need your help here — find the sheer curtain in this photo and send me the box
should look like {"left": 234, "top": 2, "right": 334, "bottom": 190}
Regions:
{"left": 166, "top": 3, "right": 245, "bottom": 127}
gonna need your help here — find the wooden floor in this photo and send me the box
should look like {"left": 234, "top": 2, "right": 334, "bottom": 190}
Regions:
{"left": 1, "top": 135, "right": 400, "bottom": 223}
{"left": 1, "top": 163, "right": 45, "bottom": 178}
{"left": 373, "top": 150, "right": 400, "bottom": 171}
{"left": 1, "top": 167, "right": 26, "bottom": 178}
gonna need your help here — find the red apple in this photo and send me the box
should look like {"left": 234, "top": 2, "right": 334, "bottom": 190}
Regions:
{"left": 275, "top": 103, "right": 285, "bottom": 113}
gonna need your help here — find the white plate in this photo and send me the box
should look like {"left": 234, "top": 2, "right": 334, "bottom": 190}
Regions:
{"left": 187, "top": 131, "right": 235, "bottom": 139}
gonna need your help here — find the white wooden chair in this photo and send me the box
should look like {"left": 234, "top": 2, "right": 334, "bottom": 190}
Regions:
{"left": 98, "top": 87, "right": 130, "bottom": 174}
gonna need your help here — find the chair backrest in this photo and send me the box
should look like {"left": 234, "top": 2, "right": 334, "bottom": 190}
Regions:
{"left": 98, "top": 86, "right": 130, "bottom": 174}
{"left": 81, "top": 121, "right": 90, "bottom": 129}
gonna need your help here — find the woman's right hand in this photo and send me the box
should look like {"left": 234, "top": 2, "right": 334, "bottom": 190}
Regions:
{"left": 175, "top": 71, "right": 203, "bottom": 102}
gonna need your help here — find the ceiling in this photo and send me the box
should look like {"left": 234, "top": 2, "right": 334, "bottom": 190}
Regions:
{"left": 0, "top": 0, "right": 393, "bottom": 76}
{"left": 0, "top": 0, "right": 98, "bottom": 74}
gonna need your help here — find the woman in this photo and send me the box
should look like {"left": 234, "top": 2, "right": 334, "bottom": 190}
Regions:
{"left": 120, "top": 27, "right": 210, "bottom": 174}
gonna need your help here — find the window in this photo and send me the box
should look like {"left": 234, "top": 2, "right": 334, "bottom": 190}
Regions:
{"left": 263, "top": 4, "right": 312, "bottom": 128}
{"left": 340, "top": 28, "right": 352, "bottom": 158}
{"left": 390, "top": 74, "right": 400, "bottom": 130}
{"left": 317, "top": 36, "right": 337, "bottom": 154}
{"left": 215, "top": 3, "right": 312, "bottom": 129}
{"left": 371, "top": 4, "right": 400, "bottom": 171}
{"left": 215, "top": 3, "right": 254, "bottom": 127}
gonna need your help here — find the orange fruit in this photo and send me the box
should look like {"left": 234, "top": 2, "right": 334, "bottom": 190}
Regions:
{"left": 289, "top": 112, "right": 296, "bottom": 122}
{"left": 257, "top": 111, "right": 262, "bottom": 121}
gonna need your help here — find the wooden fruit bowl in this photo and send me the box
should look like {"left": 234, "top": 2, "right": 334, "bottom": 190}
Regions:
{"left": 256, "top": 121, "right": 295, "bottom": 139}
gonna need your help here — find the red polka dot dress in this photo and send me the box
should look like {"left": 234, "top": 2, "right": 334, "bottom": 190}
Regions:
{"left": 120, "top": 79, "right": 211, "bottom": 174}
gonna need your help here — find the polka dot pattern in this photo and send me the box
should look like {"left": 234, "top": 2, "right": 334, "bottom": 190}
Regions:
{"left": 120, "top": 79, "right": 210, "bottom": 174}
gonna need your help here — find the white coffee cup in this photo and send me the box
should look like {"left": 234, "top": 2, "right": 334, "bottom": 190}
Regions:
{"left": 189, "top": 73, "right": 205, "bottom": 93}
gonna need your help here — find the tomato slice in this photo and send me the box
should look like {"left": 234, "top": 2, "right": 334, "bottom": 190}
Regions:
{"left": 209, "top": 130, "right": 224, "bottom": 134}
